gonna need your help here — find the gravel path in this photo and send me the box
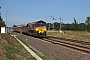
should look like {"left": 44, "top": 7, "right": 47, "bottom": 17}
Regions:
{"left": 17, "top": 34, "right": 90, "bottom": 60}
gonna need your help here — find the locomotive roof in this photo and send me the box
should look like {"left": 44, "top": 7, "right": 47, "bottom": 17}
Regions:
{"left": 32, "top": 20, "right": 46, "bottom": 24}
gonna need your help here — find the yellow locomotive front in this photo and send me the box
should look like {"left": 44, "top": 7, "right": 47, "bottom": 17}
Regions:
{"left": 35, "top": 21, "right": 46, "bottom": 37}
{"left": 28, "top": 20, "right": 46, "bottom": 37}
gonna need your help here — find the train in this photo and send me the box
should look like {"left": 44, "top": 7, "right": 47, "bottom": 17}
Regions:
{"left": 13, "top": 20, "right": 47, "bottom": 37}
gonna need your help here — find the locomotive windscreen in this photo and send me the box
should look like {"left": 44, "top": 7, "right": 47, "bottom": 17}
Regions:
{"left": 36, "top": 24, "right": 46, "bottom": 27}
{"left": 35, "top": 20, "right": 46, "bottom": 27}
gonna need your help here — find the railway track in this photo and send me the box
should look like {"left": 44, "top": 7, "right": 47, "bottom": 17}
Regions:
{"left": 12, "top": 32, "right": 90, "bottom": 54}
{"left": 40, "top": 36, "right": 90, "bottom": 54}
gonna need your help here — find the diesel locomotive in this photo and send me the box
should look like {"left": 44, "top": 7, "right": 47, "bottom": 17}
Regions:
{"left": 13, "top": 20, "right": 47, "bottom": 37}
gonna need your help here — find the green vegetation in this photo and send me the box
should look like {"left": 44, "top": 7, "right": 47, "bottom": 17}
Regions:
{"left": 5, "top": 45, "right": 19, "bottom": 54}
{"left": 0, "top": 34, "right": 36, "bottom": 60}
{"left": 0, "top": 16, "right": 6, "bottom": 27}
{"left": 6, "top": 54, "right": 13, "bottom": 59}
{"left": 47, "top": 30, "right": 90, "bottom": 42}
{"left": 0, "top": 33, "right": 50, "bottom": 60}
{"left": 13, "top": 24, "right": 17, "bottom": 27}
{"left": 47, "top": 16, "right": 90, "bottom": 32}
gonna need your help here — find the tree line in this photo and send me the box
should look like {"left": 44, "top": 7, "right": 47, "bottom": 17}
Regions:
{"left": 12, "top": 16, "right": 90, "bottom": 32}
{"left": 47, "top": 16, "right": 90, "bottom": 32}
{"left": 0, "top": 16, "right": 6, "bottom": 27}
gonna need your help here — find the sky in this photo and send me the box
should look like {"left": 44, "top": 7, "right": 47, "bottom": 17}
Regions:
{"left": 0, "top": 0, "right": 90, "bottom": 27}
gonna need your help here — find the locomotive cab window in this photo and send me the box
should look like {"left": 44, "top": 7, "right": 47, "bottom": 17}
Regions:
{"left": 36, "top": 24, "right": 46, "bottom": 27}
{"left": 42, "top": 24, "right": 46, "bottom": 27}
{"left": 36, "top": 24, "right": 41, "bottom": 27}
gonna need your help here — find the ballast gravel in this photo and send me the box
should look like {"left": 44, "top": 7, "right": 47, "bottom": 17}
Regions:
{"left": 17, "top": 34, "right": 90, "bottom": 60}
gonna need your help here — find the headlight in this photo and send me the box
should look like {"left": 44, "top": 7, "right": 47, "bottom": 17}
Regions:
{"left": 44, "top": 29, "right": 46, "bottom": 31}
{"left": 36, "top": 29, "right": 38, "bottom": 31}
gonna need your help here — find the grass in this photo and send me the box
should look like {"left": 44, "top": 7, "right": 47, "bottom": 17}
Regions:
{"left": 0, "top": 33, "right": 37, "bottom": 60}
{"left": 5, "top": 45, "right": 19, "bottom": 54}
{"left": 47, "top": 30, "right": 90, "bottom": 42}
{"left": 6, "top": 54, "right": 13, "bottom": 59}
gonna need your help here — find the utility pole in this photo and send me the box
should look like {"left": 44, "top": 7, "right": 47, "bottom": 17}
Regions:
{"left": 6, "top": 10, "right": 7, "bottom": 33}
{"left": 59, "top": 17, "right": 63, "bottom": 33}
{"left": 49, "top": 14, "right": 54, "bottom": 30}
{"left": 46, "top": 12, "right": 47, "bottom": 30}
{"left": 52, "top": 17, "right": 56, "bottom": 30}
